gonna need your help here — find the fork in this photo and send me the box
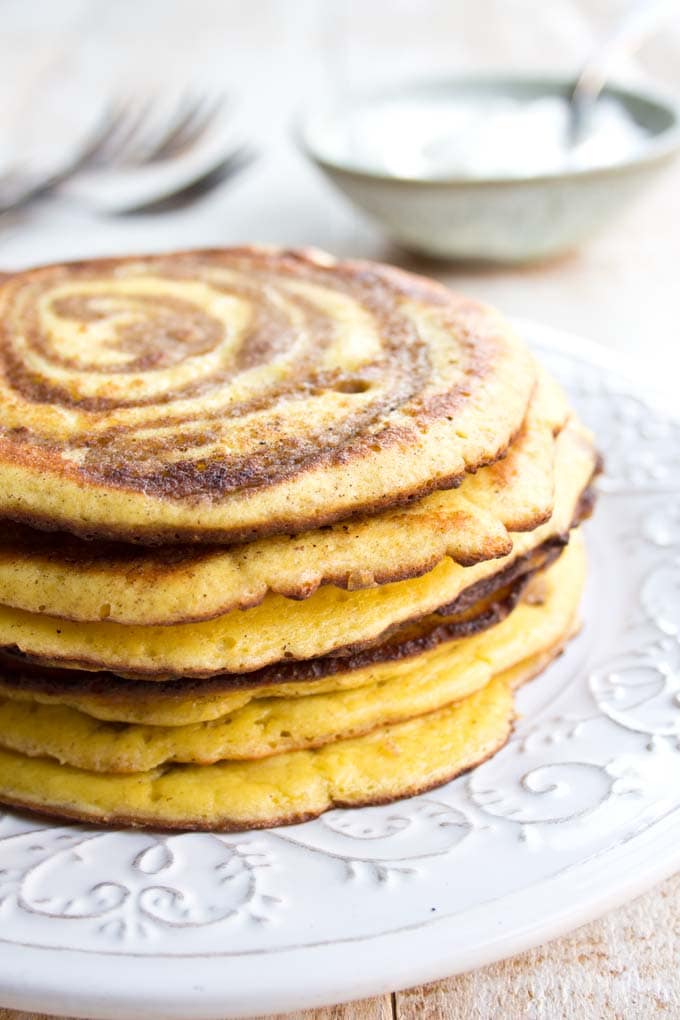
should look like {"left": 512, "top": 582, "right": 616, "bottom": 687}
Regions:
{"left": 0, "top": 89, "right": 252, "bottom": 215}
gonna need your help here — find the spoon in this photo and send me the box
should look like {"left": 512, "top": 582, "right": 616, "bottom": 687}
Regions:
{"left": 569, "top": 0, "right": 679, "bottom": 145}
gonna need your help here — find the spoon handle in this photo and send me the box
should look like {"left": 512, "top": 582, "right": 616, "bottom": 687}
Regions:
{"left": 570, "top": 0, "right": 678, "bottom": 142}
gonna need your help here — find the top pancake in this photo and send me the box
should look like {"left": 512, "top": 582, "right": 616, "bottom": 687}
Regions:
{"left": 0, "top": 247, "right": 536, "bottom": 544}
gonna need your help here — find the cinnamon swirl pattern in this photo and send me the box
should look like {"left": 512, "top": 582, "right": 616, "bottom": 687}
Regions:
{"left": 0, "top": 247, "right": 538, "bottom": 546}
{"left": 0, "top": 248, "right": 599, "bottom": 829}
{"left": 0, "top": 247, "right": 535, "bottom": 543}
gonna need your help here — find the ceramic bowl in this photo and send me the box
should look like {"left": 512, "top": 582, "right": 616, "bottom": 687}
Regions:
{"left": 298, "top": 76, "right": 680, "bottom": 263}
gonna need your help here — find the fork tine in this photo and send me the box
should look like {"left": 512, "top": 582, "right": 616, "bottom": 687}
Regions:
{"left": 169, "top": 91, "right": 229, "bottom": 153}
{"left": 0, "top": 88, "right": 235, "bottom": 216}
{"left": 118, "top": 91, "right": 207, "bottom": 165}
{"left": 147, "top": 91, "right": 229, "bottom": 162}
{"left": 112, "top": 144, "right": 257, "bottom": 215}
{"left": 0, "top": 101, "right": 137, "bottom": 210}
{"left": 72, "top": 99, "right": 138, "bottom": 170}
{"left": 87, "top": 96, "right": 160, "bottom": 169}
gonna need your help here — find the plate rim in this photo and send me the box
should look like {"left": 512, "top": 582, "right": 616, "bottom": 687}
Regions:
{"left": 1, "top": 804, "right": 679, "bottom": 1019}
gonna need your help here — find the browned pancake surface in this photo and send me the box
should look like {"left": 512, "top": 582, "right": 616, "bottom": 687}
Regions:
{"left": 0, "top": 247, "right": 535, "bottom": 543}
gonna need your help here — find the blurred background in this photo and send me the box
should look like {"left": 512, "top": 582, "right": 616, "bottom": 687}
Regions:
{"left": 0, "top": 0, "right": 678, "bottom": 369}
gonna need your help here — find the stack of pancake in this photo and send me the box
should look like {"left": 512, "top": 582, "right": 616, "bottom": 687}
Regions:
{"left": 0, "top": 247, "right": 597, "bottom": 830}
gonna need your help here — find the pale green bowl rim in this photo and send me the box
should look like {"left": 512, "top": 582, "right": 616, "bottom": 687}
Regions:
{"left": 296, "top": 73, "right": 680, "bottom": 188}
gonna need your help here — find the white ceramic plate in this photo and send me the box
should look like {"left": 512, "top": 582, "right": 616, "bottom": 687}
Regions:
{"left": 1, "top": 321, "right": 679, "bottom": 1020}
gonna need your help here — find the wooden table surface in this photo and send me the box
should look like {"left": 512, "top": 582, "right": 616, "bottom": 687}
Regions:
{"left": 0, "top": 2, "right": 679, "bottom": 1017}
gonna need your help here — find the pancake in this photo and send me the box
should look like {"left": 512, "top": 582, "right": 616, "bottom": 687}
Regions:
{"left": 0, "top": 247, "right": 536, "bottom": 544}
{"left": 0, "top": 545, "right": 556, "bottom": 725}
{"left": 0, "top": 672, "right": 518, "bottom": 830}
{"left": 0, "top": 557, "right": 536, "bottom": 706}
{"left": 0, "top": 537, "right": 584, "bottom": 771}
{"left": 0, "top": 539, "right": 562, "bottom": 727}
{"left": 0, "top": 368, "right": 567, "bottom": 625}
{"left": 0, "top": 420, "right": 596, "bottom": 679}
